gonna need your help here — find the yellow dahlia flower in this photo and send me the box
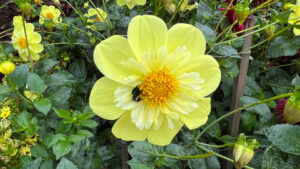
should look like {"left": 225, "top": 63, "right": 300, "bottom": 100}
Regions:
{"left": 11, "top": 18, "right": 43, "bottom": 61}
{"left": 117, "top": 0, "right": 146, "bottom": 9}
{"left": 0, "top": 107, "right": 11, "bottom": 119}
{"left": 289, "top": 3, "right": 300, "bottom": 36}
{"left": 84, "top": 8, "right": 107, "bottom": 23}
{"left": 39, "top": 5, "right": 62, "bottom": 25}
{"left": 89, "top": 15, "right": 221, "bottom": 146}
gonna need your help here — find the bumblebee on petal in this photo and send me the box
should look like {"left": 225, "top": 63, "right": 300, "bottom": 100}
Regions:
{"left": 89, "top": 15, "right": 221, "bottom": 146}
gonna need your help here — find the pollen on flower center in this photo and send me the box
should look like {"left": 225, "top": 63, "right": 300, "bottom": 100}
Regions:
{"left": 93, "top": 16, "right": 103, "bottom": 22}
{"left": 18, "top": 37, "right": 27, "bottom": 49}
{"left": 46, "top": 12, "right": 54, "bottom": 19}
{"left": 140, "top": 70, "right": 178, "bottom": 105}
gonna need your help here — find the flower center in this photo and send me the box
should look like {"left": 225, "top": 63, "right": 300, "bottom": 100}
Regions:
{"left": 140, "top": 70, "right": 178, "bottom": 106}
{"left": 18, "top": 37, "right": 27, "bottom": 49}
{"left": 93, "top": 16, "right": 103, "bottom": 22}
{"left": 46, "top": 12, "right": 54, "bottom": 19}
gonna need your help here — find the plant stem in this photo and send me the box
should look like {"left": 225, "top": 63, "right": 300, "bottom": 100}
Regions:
{"left": 167, "top": 0, "right": 184, "bottom": 27}
{"left": 21, "top": 14, "right": 31, "bottom": 59}
{"left": 196, "top": 144, "right": 254, "bottom": 169}
{"left": 156, "top": 152, "right": 213, "bottom": 160}
{"left": 213, "top": 0, "right": 235, "bottom": 35}
{"left": 64, "top": 0, "right": 85, "bottom": 20}
{"left": 197, "top": 142, "right": 236, "bottom": 148}
{"left": 0, "top": 28, "right": 13, "bottom": 35}
{"left": 196, "top": 93, "right": 293, "bottom": 141}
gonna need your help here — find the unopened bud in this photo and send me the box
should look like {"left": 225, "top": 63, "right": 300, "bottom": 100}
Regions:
{"left": 234, "top": 4, "right": 250, "bottom": 25}
{"left": 284, "top": 3, "right": 294, "bottom": 11}
{"left": 0, "top": 61, "right": 15, "bottom": 75}
{"left": 52, "top": 0, "right": 60, "bottom": 5}
{"left": 167, "top": 4, "right": 176, "bottom": 14}
{"left": 262, "top": 25, "right": 275, "bottom": 38}
{"left": 18, "top": 3, "right": 31, "bottom": 20}
{"left": 284, "top": 92, "right": 300, "bottom": 124}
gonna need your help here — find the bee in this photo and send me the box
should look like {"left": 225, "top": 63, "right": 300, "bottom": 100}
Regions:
{"left": 132, "top": 86, "right": 142, "bottom": 102}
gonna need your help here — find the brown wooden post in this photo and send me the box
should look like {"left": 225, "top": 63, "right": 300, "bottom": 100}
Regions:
{"left": 121, "top": 141, "right": 129, "bottom": 169}
{"left": 224, "top": 16, "right": 255, "bottom": 169}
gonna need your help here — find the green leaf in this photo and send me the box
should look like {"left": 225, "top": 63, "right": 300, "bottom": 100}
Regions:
{"left": 195, "top": 22, "right": 215, "bottom": 43}
{"left": 128, "top": 159, "right": 155, "bottom": 169}
{"left": 69, "top": 134, "right": 86, "bottom": 144}
{"left": 45, "top": 86, "right": 71, "bottom": 109}
{"left": 245, "top": 76, "right": 264, "bottom": 98}
{"left": 291, "top": 74, "right": 300, "bottom": 86}
{"left": 0, "top": 86, "right": 11, "bottom": 101}
{"left": 275, "top": 11, "right": 292, "bottom": 24}
{"left": 15, "top": 111, "right": 41, "bottom": 137}
{"left": 69, "top": 59, "right": 86, "bottom": 79}
{"left": 240, "top": 111, "right": 257, "bottom": 132}
{"left": 77, "top": 129, "right": 93, "bottom": 137}
{"left": 77, "top": 112, "right": 95, "bottom": 121}
{"left": 21, "top": 158, "right": 42, "bottom": 169}
{"left": 53, "top": 140, "right": 72, "bottom": 160}
{"left": 211, "top": 45, "right": 240, "bottom": 58}
{"left": 8, "top": 64, "right": 29, "bottom": 89}
{"left": 33, "top": 98, "right": 52, "bottom": 115}
{"left": 53, "top": 107, "right": 71, "bottom": 119}
{"left": 79, "top": 119, "right": 98, "bottom": 128}
{"left": 45, "top": 71, "right": 77, "bottom": 87}
{"left": 128, "top": 141, "right": 157, "bottom": 167}
{"left": 44, "top": 45, "right": 59, "bottom": 58}
{"left": 56, "top": 120, "right": 72, "bottom": 134}
{"left": 33, "top": 58, "right": 58, "bottom": 75}
{"left": 27, "top": 73, "right": 46, "bottom": 94}
{"left": 40, "top": 159, "right": 53, "bottom": 169}
{"left": 47, "top": 133, "right": 68, "bottom": 148}
{"left": 267, "top": 36, "right": 300, "bottom": 58}
{"left": 264, "top": 68, "right": 292, "bottom": 95}
{"left": 258, "top": 124, "right": 300, "bottom": 155}
{"left": 31, "top": 145, "right": 48, "bottom": 158}
{"left": 261, "top": 146, "right": 293, "bottom": 169}
{"left": 56, "top": 157, "right": 78, "bottom": 169}
{"left": 240, "top": 96, "right": 270, "bottom": 119}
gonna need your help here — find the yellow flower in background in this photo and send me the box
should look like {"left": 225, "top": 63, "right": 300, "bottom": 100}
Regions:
{"left": 84, "top": 2, "right": 89, "bottom": 8}
{"left": 89, "top": 15, "right": 221, "bottom": 146}
{"left": 0, "top": 107, "right": 11, "bottom": 119}
{"left": 289, "top": 3, "right": 300, "bottom": 36}
{"left": 12, "top": 16, "right": 44, "bottom": 61}
{"left": 180, "top": 0, "right": 198, "bottom": 12}
{"left": 39, "top": 5, "right": 62, "bottom": 25}
{"left": 0, "top": 61, "right": 15, "bottom": 75}
{"left": 117, "top": 0, "right": 146, "bottom": 9}
{"left": 84, "top": 8, "right": 107, "bottom": 23}
{"left": 19, "top": 145, "right": 31, "bottom": 156}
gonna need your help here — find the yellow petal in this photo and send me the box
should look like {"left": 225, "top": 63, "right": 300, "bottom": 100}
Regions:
{"left": 29, "top": 51, "right": 40, "bottom": 60}
{"left": 294, "top": 4, "right": 300, "bottom": 16}
{"left": 31, "top": 44, "right": 44, "bottom": 53}
{"left": 89, "top": 77, "right": 125, "bottom": 120}
{"left": 167, "top": 24, "right": 206, "bottom": 57}
{"left": 94, "top": 35, "right": 137, "bottom": 85}
{"left": 180, "top": 97, "right": 211, "bottom": 130}
{"left": 128, "top": 15, "right": 167, "bottom": 61}
{"left": 289, "top": 12, "right": 299, "bottom": 24}
{"left": 294, "top": 28, "right": 300, "bottom": 36}
{"left": 136, "top": 0, "right": 146, "bottom": 5}
{"left": 147, "top": 115, "right": 183, "bottom": 146}
{"left": 116, "top": 0, "right": 125, "bottom": 6}
{"left": 179, "top": 55, "right": 221, "bottom": 97}
{"left": 112, "top": 111, "right": 148, "bottom": 141}
{"left": 29, "top": 32, "right": 42, "bottom": 43}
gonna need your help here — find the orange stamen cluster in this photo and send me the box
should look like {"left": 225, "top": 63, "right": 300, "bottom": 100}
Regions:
{"left": 46, "top": 12, "right": 54, "bottom": 19}
{"left": 140, "top": 70, "right": 178, "bottom": 106}
{"left": 18, "top": 37, "right": 27, "bottom": 49}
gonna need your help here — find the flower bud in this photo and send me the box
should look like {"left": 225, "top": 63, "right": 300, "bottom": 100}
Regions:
{"left": 89, "top": 38, "right": 97, "bottom": 46}
{"left": 84, "top": 2, "right": 89, "bottom": 8}
{"left": 24, "top": 90, "right": 38, "bottom": 102}
{"left": 262, "top": 25, "right": 275, "bottom": 38}
{"left": 18, "top": 3, "right": 31, "bottom": 20}
{"left": 283, "top": 93, "right": 300, "bottom": 124}
{"left": 234, "top": 4, "right": 250, "bottom": 25}
{"left": 52, "top": 0, "right": 60, "bottom": 5}
{"left": 284, "top": 3, "right": 294, "bottom": 11}
{"left": 167, "top": 4, "right": 176, "bottom": 14}
{"left": 233, "top": 134, "right": 259, "bottom": 169}
{"left": 0, "top": 61, "right": 15, "bottom": 75}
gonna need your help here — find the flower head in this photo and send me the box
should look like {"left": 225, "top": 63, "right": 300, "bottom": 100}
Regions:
{"left": 89, "top": 15, "right": 221, "bottom": 146}
{"left": 289, "top": 3, "right": 300, "bottom": 36}
{"left": 117, "top": 0, "right": 146, "bottom": 9}
{"left": 0, "top": 61, "right": 15, "bottom": 75}
{"left": 39, "top": 5, "right": 62, "bottom": 25}
{"left": 11, "top": 16, "right": 44, "bottom": 61}
{"left": 84, "top": 8, "right": 107, "bottom": 23}
{"left": 0, "top": 107, "right": 11, "bottom": 119}
{"left": 84, "top": 2, "right": 89, "bottom": 8}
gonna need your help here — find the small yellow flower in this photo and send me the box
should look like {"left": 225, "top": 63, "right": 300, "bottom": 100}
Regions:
{"left": 11, "top": 16, "right": 44, "bottom": 61}
{"left": 0, "top": 107, "right": 11, "bottom": 119}
{"left": 24, "top": 90, "right": 39, "bottom": 101}
{"left": 289, "top": 3, "right": 300, "bottom": 36}
{"left": 34, "top": 0, "right": 41, "bottom": 4}
{"left": 89, "top": 15, "right": 221, "bottom": 146}
{"left": 84, "top": 8, "right": 107, "bottom": 23}
{"left": 180, "top": 0, "right": 198, "bottom": 12}
{"left": 19, "top": 145, "right": 31, "bottom": 156}
{"left": 0, "top": 61, "right": 15, "bottom": 75}
{"left": 117, "top": 0, "right": 146, "bottom": 9}
{"left": 84, "top": 2, "right": 89, "bottom": 8}
{"left": 39, "top": 5, "right": 62, "bottom": 25}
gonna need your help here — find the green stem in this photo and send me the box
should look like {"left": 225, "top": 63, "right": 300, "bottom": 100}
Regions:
{"left": 167, "top": 0, "right": 184, "bottom": 27}
{"left": 15, "top": 90, "right": 32, "bottom": 104}
{"left": 196, "top": 144, "right": 254, "bottom": 169}
{"left": 63, "top": 0, "right": 85, "bottom": 21}
{"left": 43, "top": 42, "right": 90, "bottom": 46}
{"left": 238, "top": 25, "right": 289, "bottom": 54}
{"left": 0, "top": 28, "right": 13, "bottom": 35}
{"left": 197, "top": 142, "right": 236, "bottom": 148}
{"left": 213, "top": 0, "right": 235, "bottom": 35}
{"left": 225, "top": 25, "right": 260, "bottom": 39}
{"left": 261, "top": 63, "right": 296, "bottom": 73}
{"left": 21, "top": 14, "right": 31, "bottom": 59}
{"left": 156, "top": 152, "right": 213, "bottom": 160}
{"left": 210, "top": 20, "right": 238, "bottom": 47}
{"left": 196, "top": 93, "right": 293, "bottom": 141}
